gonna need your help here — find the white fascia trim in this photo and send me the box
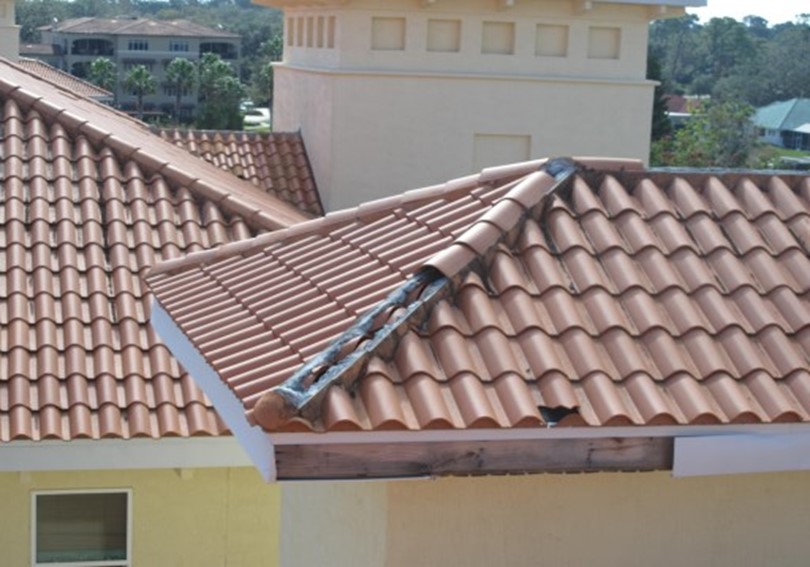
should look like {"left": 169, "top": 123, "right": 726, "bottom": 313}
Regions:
{"left": 0, "top": 437, "right": 252, "bottom": 472}
{"left": 150, "top": 300, "right": 277, "bottom": 482}
{"left": 270, "top": 422, "right": 810, "bottom": 446}
{"left": 674, "top": 434, "right": 810, "bottom": 477}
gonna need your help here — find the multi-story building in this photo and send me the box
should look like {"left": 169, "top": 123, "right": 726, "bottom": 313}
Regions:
{"left": 38, "top": 16, "right": 241, "bottom": 119}
{"left": 262, "top": 0, "right": 705, "bottom": 210}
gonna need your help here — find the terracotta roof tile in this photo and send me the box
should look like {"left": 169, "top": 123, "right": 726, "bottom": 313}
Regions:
{"left": 150, "top": 160, "right": 810, "bottom": 434}
{"left": 158, "top": 129, "right": 323, "bottom": 216}
{"left": 43, "top": 17, "right": 239, "bottom": 38}
{"left": 16, "top": 59, "right": 112, "bottom": 100}
{"left": 0, "top": 58, "right": 309, "bottom": 442}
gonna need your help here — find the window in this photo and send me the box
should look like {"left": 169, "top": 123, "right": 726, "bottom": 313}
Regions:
{"left": 169, "top": 40, "right": 189, "bottom": 52}
{"left": 128, "top": 39, "right": 149, "bottom": 51}
{"left": 33, "top": 490, "right": 131, "bottom": 567}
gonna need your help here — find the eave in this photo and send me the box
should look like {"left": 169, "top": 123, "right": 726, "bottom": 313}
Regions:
{"left": 269, "top": 424, "right": 810, "bottom": 481}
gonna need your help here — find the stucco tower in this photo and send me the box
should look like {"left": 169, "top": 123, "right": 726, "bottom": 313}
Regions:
{"left": 257, "top": 0, "right": 705, "bottom": 210}
{"left": 0, "top": 0, "right": 19, "bottom": 60}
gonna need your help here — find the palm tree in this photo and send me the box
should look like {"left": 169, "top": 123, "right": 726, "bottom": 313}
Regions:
{"left": 88, "top": 57, "right": 117, "bottom": 93}
{"left": 123, "top": 65, "right": 156, "bottom": 120}
{"left": 165, "top": 57, "right": 197, "bottom": 124}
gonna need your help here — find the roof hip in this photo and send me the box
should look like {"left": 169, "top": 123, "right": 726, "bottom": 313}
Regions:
{"left": 250, "top": 160, "right": 581, "bottom": 430}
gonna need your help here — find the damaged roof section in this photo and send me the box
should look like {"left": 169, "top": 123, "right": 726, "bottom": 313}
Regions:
{"left": 149, "top": 159, "right": 810, "bottom": 438}
{"left": 147, "top": 158, "right": 568, "bottom": 428}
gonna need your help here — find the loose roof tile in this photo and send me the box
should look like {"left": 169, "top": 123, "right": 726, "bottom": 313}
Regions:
{"left": 158, "top": 129, "right": 323, "bottom": 216}
{"left": 0, "top": 58, "right": 309, "bottom": 442}
{"left": 150, "top": 161, "right": 810, "bottom": 434}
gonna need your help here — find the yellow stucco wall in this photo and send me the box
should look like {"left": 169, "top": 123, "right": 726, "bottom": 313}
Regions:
{"left": 279, "top": 471, "right": 810, "bottom": 567}
{"left": 0, "top": 467, "right": 279, "bottom": 567}
{"left": 386, "top": 471, "right": 810, "bottom": 567}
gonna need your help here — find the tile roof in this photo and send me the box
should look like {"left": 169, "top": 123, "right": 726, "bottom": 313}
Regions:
{"left": 0, "top": 58, "right": 309, "bottom": 442}
{"left": 41, "top": 17, "right": 239, "bottom": 38}
{"left": 16, "top": 58, "right": 112, "bottom": 100}
{"left": 149, "top": 159, "right": 810, "bottom": 435}
{"left": 158, "top": 129, "right": 323, "bottom": 216}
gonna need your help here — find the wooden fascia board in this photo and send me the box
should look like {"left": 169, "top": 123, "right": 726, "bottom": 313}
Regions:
{"left": 273, "top": 437, "right": 673, "bottom": 480}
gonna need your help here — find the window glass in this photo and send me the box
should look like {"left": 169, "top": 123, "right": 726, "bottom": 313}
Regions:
{"left": 35, "top": 492, "right": 129, "bottom": 566}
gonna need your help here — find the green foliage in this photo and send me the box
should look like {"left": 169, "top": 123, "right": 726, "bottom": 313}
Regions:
{"left": 123, "top": 65, "right": 156, "bottom": 119}
{"left": 647, "top": 54, "right": 672, "bottom": 141}
{"left": 165, "top": 57, "right": 197, "bottom": 124}
{"left": 649, "top": 14, "right": 810, "bottom": 105}
{"left": 652, "top": 101, "right": 759, "bottom": 168}
{"left": 88, "top": 57, "right": 116, "bottom": 91}
{"left": 196, "top": 53, "right": 246, "bottom": 130}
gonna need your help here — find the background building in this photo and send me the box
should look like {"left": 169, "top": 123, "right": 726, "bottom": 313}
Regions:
{"left": 262, "top": 0, "right": 704, "bottom": 210}
{"left": 0, "top": 0, "right": 18, "bottom": 59}
{"left": 36, "top": 16, "right": 241, "bottom": 119}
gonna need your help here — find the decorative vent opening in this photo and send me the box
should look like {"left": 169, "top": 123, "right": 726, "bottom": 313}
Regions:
{"left": 428, "top": 19, "right": 461, "bottom": 53}
{"left": 482, "top": 21, "right": 514, "bottom": 55}
{"left": 372, "top": 17, "right": 406, "bottom": 51}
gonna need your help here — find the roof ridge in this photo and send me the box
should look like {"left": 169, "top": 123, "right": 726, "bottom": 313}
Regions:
{"left": 0, "top": 58, "right": 309, "bottom": 231}
{"left": 147, "top": 163, "right": 525, "bottom": 278}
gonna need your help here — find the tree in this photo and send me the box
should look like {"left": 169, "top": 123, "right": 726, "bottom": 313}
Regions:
{"left": 247, "top": 34, "right": 283, "bottom": 106}
{"left": 647, "top": 54, "right": 672, "bottom": 141}
{"left": 88, "top": 57, "right": 117, "bottom": 92}
{"left": 197, "top": 53, "right": 246, "bottom": 130}
{"left": 652, "top": 101, "right": 759, "bottom": 168}
{"left": 123, "top": 65, "right": 157, "bottom": 120}
{"left": 165, "top": 57, "right": 197, "bottom": 124}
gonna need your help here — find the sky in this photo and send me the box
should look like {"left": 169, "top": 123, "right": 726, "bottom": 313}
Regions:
{"left": 686, "top": 1, "right": 809, "bottom": 25}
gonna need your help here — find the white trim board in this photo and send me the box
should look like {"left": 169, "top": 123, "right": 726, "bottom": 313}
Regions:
{"left": 150, "top": 300, "right": 277, "bottom": 482}
{"left": 674, "top": 433, "right": 810, "bottom": 477}
{"left": 0, "top": 437, "right": 252, "bottom": 473}
{"left": 270, "top": 422, "right": 810, "bottom": 445}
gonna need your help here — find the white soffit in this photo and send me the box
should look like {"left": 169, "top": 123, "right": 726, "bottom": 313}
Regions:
{"left": 150, "top": 300, "right": 278, "bottom": 482}
{"left": 674, "top": 433, "right": 810, "bottom": 477}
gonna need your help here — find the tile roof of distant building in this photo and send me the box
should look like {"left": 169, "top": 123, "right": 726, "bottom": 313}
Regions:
{"left": 16, "top": 58, "right": 112, "bottom": 100}
{"left": 0, "top": 58, "right": 309, "bottom": 442}
{"left": 148, "top": 158, "right": 810, "bottom": 439}
{"left": 40, "top": 17, "right": 239, "bottom": 38}
{"left": 158, "top": 129, "right": 323, "bottom": 216}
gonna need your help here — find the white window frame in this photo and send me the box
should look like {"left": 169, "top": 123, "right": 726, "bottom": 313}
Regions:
{"left": 31, "top": 489, "right": 133, "bottom": 567}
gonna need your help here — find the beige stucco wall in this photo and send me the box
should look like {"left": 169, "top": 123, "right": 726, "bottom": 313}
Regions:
{"left": 270, "top": 0, "right": 665, "bottom": 211}
{"left": 280, "top": 481, "right": 388, "bottom": 566}
{"left": 0, "top": 467, "right": 280, "bottom": 567}
{"left": 275, "top": 66, "right": 653, "bottom": 210}
{"left": 281, "top": 471, "right": 810, "bottom": 567}
{"left": 0, "top": 0, "right": 19, "bottom": 60}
